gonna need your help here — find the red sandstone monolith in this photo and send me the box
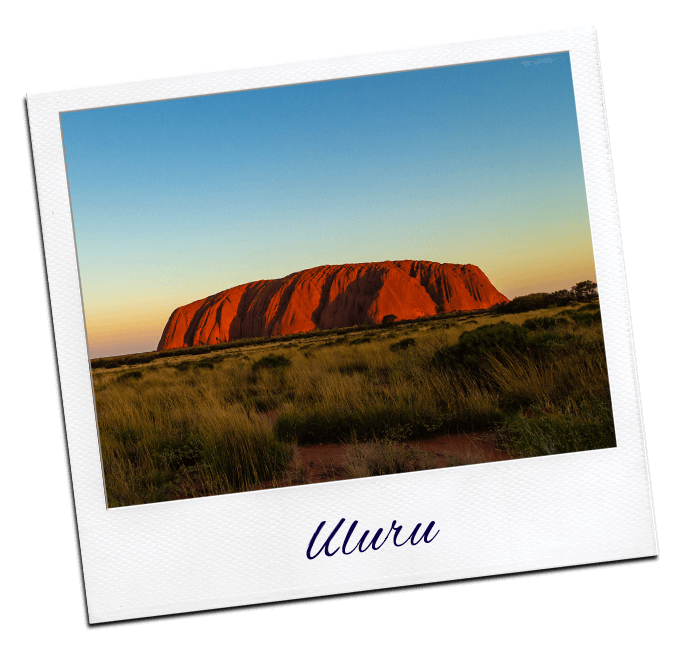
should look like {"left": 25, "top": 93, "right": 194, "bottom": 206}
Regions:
{"left": 157, "top": 260, "right": 508, "bottom": 350}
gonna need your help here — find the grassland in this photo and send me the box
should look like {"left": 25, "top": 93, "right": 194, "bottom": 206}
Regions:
{"left": 92, "top": 302, "right": 615, "bottom": 507}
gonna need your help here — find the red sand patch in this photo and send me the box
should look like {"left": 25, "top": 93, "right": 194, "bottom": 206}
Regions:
{"left": 261, "top": 432, "right": 510, "bottom": 490}
{"left": 296, "top": 444, "right": 348, "bottom": 482}
{"left": 411, "top": 432, "right": 511, "bottom": 466}
{"left": 253, "top": 405, "right": 509, "bottom": 489}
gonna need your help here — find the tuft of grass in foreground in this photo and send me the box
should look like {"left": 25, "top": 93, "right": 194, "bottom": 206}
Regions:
{"left": 93, "top": 303, "right": 615, "bottom": 506}
{"left": 343, "top": 442, "right": 439, "bottom": 479}
{"left": 96, "top": 382, "right": 292, "bottom": 506}
{"left": 390, "top": 337, "right": 417, "bottom": 351}
{"left": 497, "top": 399, "right": 615, "bottom": 457}
{"left": 252, "top": 353, "right": 292, "bottom": 370}
{"left": 342, "top": 440, "right": 481, "bottom": 479}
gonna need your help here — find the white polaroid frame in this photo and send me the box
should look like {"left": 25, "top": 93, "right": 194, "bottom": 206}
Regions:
{"left": 28, "top": 26, "right": 657, "bottom": 623}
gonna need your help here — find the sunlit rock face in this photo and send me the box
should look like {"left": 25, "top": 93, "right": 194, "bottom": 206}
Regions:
{"left": 157, "top": 260, "right": 509, "bottom": 350}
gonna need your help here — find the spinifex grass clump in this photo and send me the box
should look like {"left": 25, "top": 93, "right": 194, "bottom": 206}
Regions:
{"left": 390, "top": 337, "right": 416, "bottom": 351}
{"left": 522, "top": 315, "right": 569, "bottom": 331}
{"left": 96, "top": 374, "right": 293, "bottom": 507}
{"left": 116, "top": 369, "right": 143, "bottom": 382}
{"left": 497, "top": 399, "right": 615, "bottom": 457}
{"left": 433, "top": 322, "right": 530, "bottom": 372}
{"left": 343, "top": 442, "right": 439, "bottom": 479}
{"left": 252, "top": 353, "right": 292, "bottom": 370}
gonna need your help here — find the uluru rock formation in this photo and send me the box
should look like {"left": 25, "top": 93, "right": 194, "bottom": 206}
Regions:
{"left": 157, "top": 260, "right": 508, "bottom": 350}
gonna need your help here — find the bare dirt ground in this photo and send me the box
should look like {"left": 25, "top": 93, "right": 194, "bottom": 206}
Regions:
{"left": 259, "top": 432, "right": 511, "bottom": 490}
{"left": 411, "top": 433, "right": 511, "bottom": 465}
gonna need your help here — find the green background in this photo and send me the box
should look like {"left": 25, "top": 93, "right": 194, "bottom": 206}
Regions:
{"left": 0, "top": 0, "right": 678, "bottom": 658}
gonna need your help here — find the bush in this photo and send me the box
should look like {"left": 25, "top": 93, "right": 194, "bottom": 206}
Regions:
{"left": 556, "top": 309, "right": 601, "bottom": 327}
{"left": 197, "top": 355, "right": 226, "bottom": 369}
{"left": 433, "top": 322, "right": 529, "bottom": 372}
{"left": 499, "top": 400, "right": 615, "bottom": 457}
{"left": 571, "top": 280, "right": 598, "bottom": 301}
{"left": 390, "top": 337, "right": 416, "bottom": 351}
{"left": 497, "top": 290, "right": 575, "bottom": 314}
{"left": 103, "top": 360, "right": 122, "bottom": 369}
{"left": 116, "top": 370, "right": 143, "bottom": 382}
{"left": 522, "top": 315, "right": 569, "bottom": 331}
{"left": 497, "top": 292, "right": 558, "bottom": 314}
{"left": 252, "top": 354, "right": 291, "bottom": 371}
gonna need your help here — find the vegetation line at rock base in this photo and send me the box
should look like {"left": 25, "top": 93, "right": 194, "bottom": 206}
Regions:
{"left": 90, "top": 280, "right": 599, "bottom": 371}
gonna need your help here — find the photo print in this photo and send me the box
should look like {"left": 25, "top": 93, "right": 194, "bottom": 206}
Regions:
{"left": 28, "top": 28, "right": 656, "bottom": 622}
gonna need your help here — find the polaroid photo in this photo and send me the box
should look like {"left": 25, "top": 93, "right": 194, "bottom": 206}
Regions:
{"left": 27, "top": 26, "right": 657, "bottom": 623}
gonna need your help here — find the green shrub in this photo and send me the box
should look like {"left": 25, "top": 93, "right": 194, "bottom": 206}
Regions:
{"left": 556, "top": 309, "right": 601, "bottom": 327}
{"left": 274, "top": 401, "right": 504, "bottom": 446}
{"left": 195, "top": 355, "right": 226, "bottom": 369}
{"left": 497, "top": 292, "right": 557, "bottom": 314}
{"left": 496, "top": 289, "right": 576, "bottom": 314}
{"left": 433, "top": 322, "right": 529, "bottom": 371}
{"left": 522, "top": 315, "right": 569, "bottom": 331}
{"left": 252, "top": 354, "right": 292, "bottom": 371}
{"left": 499, "top": 400, "right": 615, "bottom": 457}
{"left": 274, "top": 406, "right": 437, "bottom": 445}
{"left": 116, "top": 370, "right": 143, "bottom": 382}
{"left": 390, "top": 337, "right": 416, "bottom": 351}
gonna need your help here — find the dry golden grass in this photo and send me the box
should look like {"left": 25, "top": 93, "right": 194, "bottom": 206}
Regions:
{"left": 93, "top": 304, "right": 615, "bottom": 506}
{"left": 343, "top": 442, "right": 440, "bottom": 479}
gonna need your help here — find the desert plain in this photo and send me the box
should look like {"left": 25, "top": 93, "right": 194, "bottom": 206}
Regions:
{"left": 89, "top": 260, "right": 613, "bottom": 507}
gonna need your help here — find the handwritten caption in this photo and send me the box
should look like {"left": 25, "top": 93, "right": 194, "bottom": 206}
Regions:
{"left": 307, "top": 518, "right": 439, "bottom": 559}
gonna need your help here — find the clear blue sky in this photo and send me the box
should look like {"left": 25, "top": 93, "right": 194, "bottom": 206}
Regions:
{"left": 61, "top": 52, "right": 595, "bottom": 357}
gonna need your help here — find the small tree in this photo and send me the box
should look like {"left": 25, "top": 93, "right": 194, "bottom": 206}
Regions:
{"left": 552, "top": 289, "right": 573, "bottom": 306}
{"left": 435, "top": 304, "right": 445, "bottom": 314}
{"left": 382, "top": 314, "right": 397, "bottom": 326}
{"left": 571, "top": 280, "right": 598, "bottom": 301}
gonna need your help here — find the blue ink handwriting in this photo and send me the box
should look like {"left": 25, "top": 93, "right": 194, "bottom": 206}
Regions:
{"left": 307, "top": 518, "right": 440, "bottom": 560}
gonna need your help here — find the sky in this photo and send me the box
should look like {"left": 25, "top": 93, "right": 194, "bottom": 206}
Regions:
{"left": 61, "top": 52, "right": 596, "bottom": 358}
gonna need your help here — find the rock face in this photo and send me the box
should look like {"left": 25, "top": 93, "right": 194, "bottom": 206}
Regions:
{"left": 157, "top": 260, "right": 508, "bottom": 350}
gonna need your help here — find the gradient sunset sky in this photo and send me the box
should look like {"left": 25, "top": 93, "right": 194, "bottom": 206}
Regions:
{"left": 61, "top": 52, "right": 595, "bottom": 358}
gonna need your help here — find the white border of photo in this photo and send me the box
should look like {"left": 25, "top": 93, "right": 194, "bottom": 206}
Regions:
{"left": 27, "top": 26, "right": 657, "bottom": 624}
